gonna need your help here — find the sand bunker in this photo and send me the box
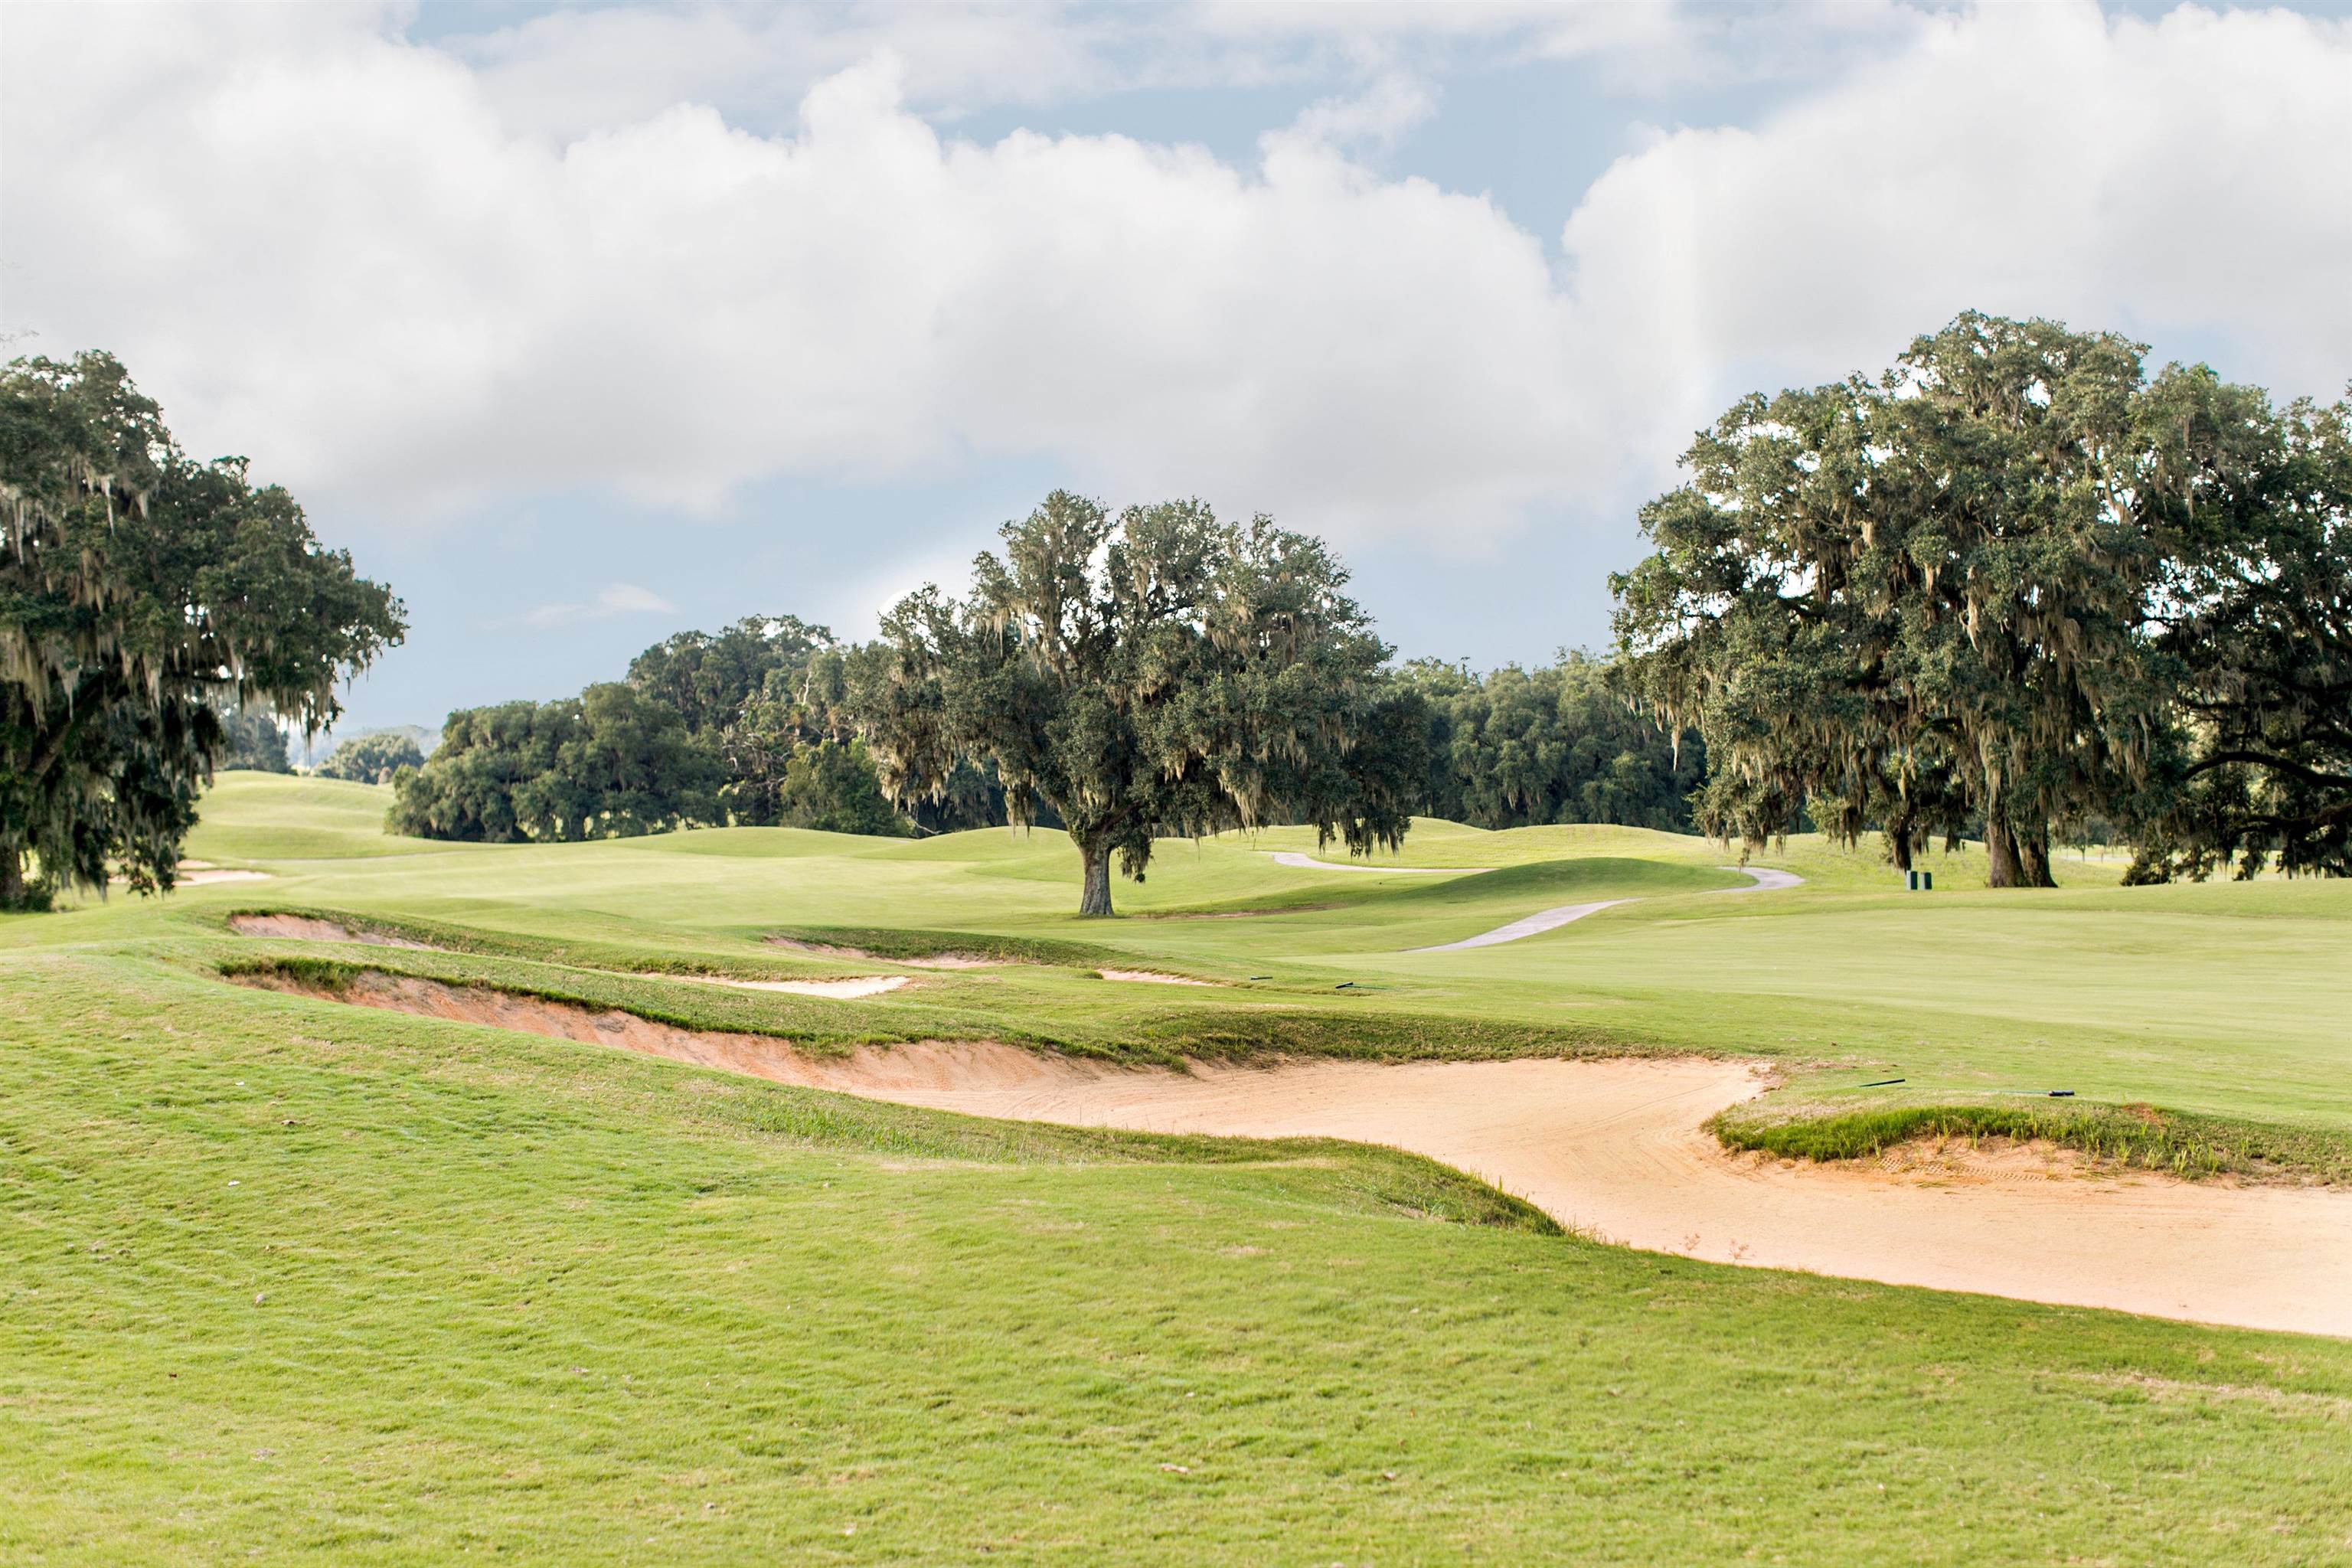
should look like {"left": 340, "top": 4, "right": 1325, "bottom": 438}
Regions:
{"left": 766, "top": 938, "right": 1002, "bottom": 969}
{"left": 229, "top": 913, "right": 436, "bottom": 949}
{"left": 662, "top": 973, "right": 912, "bottom": 1000}
{"left": 239, "top": 972, "right": 2352, "bottom": 1336}
{"left": 1098, "top": 969, "right": 1221, "bottom": 986}
{"left": 874, "top": 1055, "right": 2352, "bottom": 1338}
{"left": 175, "top": 864, "right": 273, "bottom": 886}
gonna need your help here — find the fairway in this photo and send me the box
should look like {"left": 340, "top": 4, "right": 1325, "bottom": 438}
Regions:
{"left": 5, "top": 773, "right": 2352, "bottom": 1563}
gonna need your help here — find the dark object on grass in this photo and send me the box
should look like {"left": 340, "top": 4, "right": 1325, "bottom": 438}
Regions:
{"left": 1860, "top": 1077, "right": 1906, "bottom": 1087}
{"left": 1249, "top": 975, "right": 1272, "bottom": 981}
{"left": 2049, "top": 1089, "right": 2076, "bottom": 1097}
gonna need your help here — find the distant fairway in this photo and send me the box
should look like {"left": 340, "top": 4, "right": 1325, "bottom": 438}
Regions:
{"left": 5, "top": 773, "right": 2351, "bottom": 1563}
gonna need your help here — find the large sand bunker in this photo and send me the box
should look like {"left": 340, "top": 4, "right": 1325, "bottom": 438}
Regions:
{"left": 240, "top": 971, "right": 2352, "bottom": 1337}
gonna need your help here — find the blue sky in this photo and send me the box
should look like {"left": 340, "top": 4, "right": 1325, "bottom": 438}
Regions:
{"left": 6, "top": 1, "right": 2349, "bottom": 739}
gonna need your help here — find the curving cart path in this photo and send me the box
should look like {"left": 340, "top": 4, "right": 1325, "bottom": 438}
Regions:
{"left": 1259, "top": 849, "right": 1805, "bottom": 950}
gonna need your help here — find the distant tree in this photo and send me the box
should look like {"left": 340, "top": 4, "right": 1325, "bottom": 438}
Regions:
{"left": 1381, "top": 657, "right": 1475, "bottom": 822}
{"left": 217, "top": 705, "right": 292, "bottom": 773}
{"left": 777, "top": 740, "right": 910, "bottom": 836}
{"left": 318, "top": 730, "right": 425, "bottom": 784}
{"left": 1446, "top": 653, "right": 1704, "bottom": 832}
{"left": 1, "top": 351, "right": 402, "bottom": 908}
{"left": 854, "top": 491, "right": 1411, "bottom": 915}
{"left": 628, "top": 616, "right": 831, "bottom": 734}
{"left": 387, "top": 685, "right": 716, "bottom": 841}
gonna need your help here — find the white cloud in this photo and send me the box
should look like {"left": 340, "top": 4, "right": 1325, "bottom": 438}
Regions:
{"left": 2, "top": 1, "right": 2346, "bottom": 563}
{"left": 500, "top": 583, "right": 678, "bottom": 632}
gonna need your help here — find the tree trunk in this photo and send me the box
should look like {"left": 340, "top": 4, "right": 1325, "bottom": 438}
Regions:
{"left": 2017, "top": 827, "right": 2056, "bottom": 888}
{"left": 1885, "top": 821, "right": 1915, "bottom": 873}
{"left": 1984, "top": 818, "right": 2022, "bottom": 888}
{"left": 1077, "top": 836, "right": 1114, "bottom": 918}
{"left": 0, "top": 844, "right": 24, "bottom": 910}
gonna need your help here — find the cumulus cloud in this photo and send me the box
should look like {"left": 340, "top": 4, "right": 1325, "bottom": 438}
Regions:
{"left": 2, "top": 1, "right": 2345, "bottom": 555}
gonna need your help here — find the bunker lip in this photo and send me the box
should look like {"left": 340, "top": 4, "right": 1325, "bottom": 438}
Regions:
{"left": 234, "top": 968, "right": 2352, "bottom": 1338}
{"left": 650, "top": 972, "right": 912, "bottom": 1001}
{"left": 1097, "top": 969, "right": 1223, "bottom": 986}
{"left": 766, "top": 937, "right": 1006, "bottom": 969}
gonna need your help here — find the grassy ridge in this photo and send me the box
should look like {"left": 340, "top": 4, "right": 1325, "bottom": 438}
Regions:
{"left": 1714, "top": 1099, "right": 2352, "bottom": 1184}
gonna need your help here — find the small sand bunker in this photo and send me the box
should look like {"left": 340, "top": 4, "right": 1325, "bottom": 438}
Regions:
{"left": 766, "top": 938, "right": 1002, "bottom": 969}
{"left": 1097, "top": 969, "right": 1221, "bottom": 986}
{"left": 175, "top": 864, "right": 273, "bottom": 886}
{"left": 660, "top": 973, "right": 912, "bottom": 1001}
{"left": 229, "top": 913, "right": 435, "bottom": 949}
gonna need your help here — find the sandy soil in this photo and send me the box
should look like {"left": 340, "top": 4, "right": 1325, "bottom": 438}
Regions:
{"left": 1098, "top": 969, "right": 1220, "bottom": 986}
{"left": 236, "top": 969, "right": 2352, "bottom": 1336}
{"left": 175, "top": 865, "right": 273, "bottom": 886}
{"left": 766, "top": 938, "right": 1002, "bottom": 969}
{"left": 877, "top": 1054, "right": 2352, "bottom": 1338}
{"left": 228, "top": 913, "right": 435, "bottom": 948}
{"left": 665, "top": 973, "right": 912, "bottom": 1000}
{"left": 236, "top": 970, "right": 1065, "bottom": 1092}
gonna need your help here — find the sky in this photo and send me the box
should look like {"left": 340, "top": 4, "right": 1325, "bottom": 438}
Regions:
{"left": 5, "top": 0, "right": 2350, "bottom": 741}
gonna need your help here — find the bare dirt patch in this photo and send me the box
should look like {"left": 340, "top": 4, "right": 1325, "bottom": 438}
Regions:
{"left": 1096, "top": 969, "right": 1222, "bottom": 987}
{"left": 229, "top": 913, "right": 436, "bottom": 949}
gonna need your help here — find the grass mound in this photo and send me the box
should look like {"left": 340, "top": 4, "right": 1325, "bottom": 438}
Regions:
{"left": 1714, "top": 1098, "right": 2352, "bottom": 1184}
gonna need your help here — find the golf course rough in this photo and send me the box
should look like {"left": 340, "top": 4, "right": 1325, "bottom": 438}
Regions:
{"left": 3, "top": 770, "right": 2350, "bottom": 1564}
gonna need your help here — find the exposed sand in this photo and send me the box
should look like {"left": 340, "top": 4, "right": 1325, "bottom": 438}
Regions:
{"left": 228, "top": 913, "right": 435, "bottom": 949}
{"left": 175, "top": 865, "right": 273, "bottom": 886}
{"left": 234, "top": 969, "right": 2352, "bottom": 1337}
{"left": 235, "top": 969, "right": 1063, "bottom": 1092}
{"left": 766, "top": 938, "right": 1003, "bottom": 969}
{"left": 1411, "top": 865, "right": 1803, "bottom": 952}
{"left": 663, "top": 973, "right": 912, "bottom": 1000}
{"left": 1097, "top": 969, "right": 1221, "bottom": 986}
{"left": 879, "top": 1054, "right": 2352, "bottom": 1338}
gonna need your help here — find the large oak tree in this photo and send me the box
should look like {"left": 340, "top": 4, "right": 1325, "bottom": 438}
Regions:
{"left": 2, "top": 353, "right": 403, "bottom": 907}
{"left": 852, "top": 491, "right": 1413, "bottom": 915}
{"left": 1615, "top": 314, "right": 2275, "bottom": 886}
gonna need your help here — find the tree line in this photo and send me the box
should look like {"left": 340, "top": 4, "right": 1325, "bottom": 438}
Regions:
{"left": 6, "top": 320, "right": 2343, "bottom": 913}
{"left": 387, "top": 586, "right": 1696, "bottom": 903}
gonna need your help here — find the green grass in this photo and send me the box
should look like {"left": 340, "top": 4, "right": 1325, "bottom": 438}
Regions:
{"left": 5, "top": 772, "right": 2351, "bottom": 1562}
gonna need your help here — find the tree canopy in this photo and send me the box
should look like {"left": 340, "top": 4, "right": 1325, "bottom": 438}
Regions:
{"left": 387, "top": 684, "right": 717, "bottom": 842}
{"left": 852, "top": 491, "right": 1413, "bottom": 915}
{"left": 1390, "top": 652, "right": 1704, "bottom": 831}
{"left": 1, "top": 352, "right": 403, "bottom": 907}
{"left": 1614, "top": 312, "right": 2351, "bottom": 883}
{"left": 318, "top": 730, "right": 426, "bottom": 785}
